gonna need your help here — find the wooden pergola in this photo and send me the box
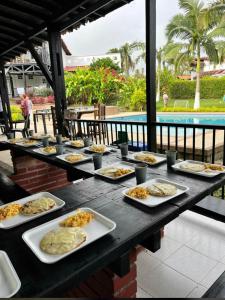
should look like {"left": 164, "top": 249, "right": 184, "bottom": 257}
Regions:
{"left": 0, "top": 0, "right": 156, "bottom": 150}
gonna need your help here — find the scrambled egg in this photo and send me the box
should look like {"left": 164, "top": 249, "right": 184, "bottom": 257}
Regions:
{"left": 60, "top": 210, "right": 94, "bottom": 227}
{"left": 0, "top": 203, "right": 22, "bottom": 221}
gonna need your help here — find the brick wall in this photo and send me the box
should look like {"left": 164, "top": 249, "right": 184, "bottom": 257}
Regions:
{"left": 10, "top": 151, "right": 71, "bottom": 194}
{"left": 64, "top": 249, "right": 137, "bottom": 298}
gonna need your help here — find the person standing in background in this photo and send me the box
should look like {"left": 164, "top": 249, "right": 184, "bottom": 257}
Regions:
{"left": 21, "top": 94, "right": 33, "bottom": 129}
{"left": 163, "top": 93, "right": 169, "bottom": 108}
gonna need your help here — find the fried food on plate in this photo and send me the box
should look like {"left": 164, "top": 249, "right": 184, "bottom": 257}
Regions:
{"left": 89, "top": 144, "right": 107, "bottom": 153}
{"left": 134, "top": 153, "right": 157, "bottom": 164}
{"left": 65, "top": 154, "right": 85, "bottom": 163}
{"left": 0, "top": 203, "right": 22, "bottom": 221}
{"left": 42, "top": 146, "right": 56, "bottom": 154}
{"left": 99, "top": 167, "right": 133, "bottom": 178}
{"left": 40, "top": 227, "right": 87, "bottom": 255}
{"left": 71, "top": 140, "right": 84, "bottom": 148}
{"left": 20, "top": 197, "right": 56, "bottom": 215}
{"left": 126, "top": 187, "right": 150, "bottom": 200}
{"left": 148, "top": 183, "right": 177, "bottom": 197}
{"left": 60, "top": 210, "right": 94, "bottom": 228}
{"left": 180, "top": 163, "right": 206, "bottom": 173}
{"left": 204, "top": 164, "right": 225, "bottom": 172}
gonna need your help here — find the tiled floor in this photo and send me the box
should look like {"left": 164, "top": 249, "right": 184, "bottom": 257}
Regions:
{"left": 137, "top": 211, "right": 225, "bottom": 298}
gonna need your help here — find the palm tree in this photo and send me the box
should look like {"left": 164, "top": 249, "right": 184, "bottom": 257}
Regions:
{"left": 166, "top": 0, "right": 225, "bottom": 109}
{"left": 108, "top": 42, "right": 143, "bottom": 76}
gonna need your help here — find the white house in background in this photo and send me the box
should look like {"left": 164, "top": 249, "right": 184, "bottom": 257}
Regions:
{"left": 64, "top": 53, "right": 121, "bottom": 72}
{"left": 5, "top": 40, "right": 72, "bottom": 97}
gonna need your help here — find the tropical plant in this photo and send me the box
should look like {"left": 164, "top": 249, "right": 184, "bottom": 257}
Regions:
{"left": 90, "top": 57, "right": 121, "bottom": 73}
{"left": 166, "top": 0, "right": 225, "bottom": 109}
{"left": 65, "top": 68, "right": 124, "bottom": 105}
{"left": 108, "top": 42, "right": 144, "bottom": 76}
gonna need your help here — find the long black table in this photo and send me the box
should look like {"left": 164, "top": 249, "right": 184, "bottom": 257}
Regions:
{"left": 1, "top": 142, "right": 225, "bottom": 297}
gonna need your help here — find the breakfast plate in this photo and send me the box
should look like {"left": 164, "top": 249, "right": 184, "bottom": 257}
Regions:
{"left": 56, "top": 153, "right": 92, "bottom": 164}
{"left": 95, "top": 162, "right": 135, "bottom": 180}
{"left": 123, "top": 178, "right": 189, "bottom": 207}
{"left": 0, "top": 251, "right": 21, "bottom": 298}
{"left": 84, "top": 144, "right": 112, "bottom": 154}
{"left": 127, "top": 151, "right": 167, "bottom": 166}
{"left": 172, "top": 160, "right": 225, "bottom": 178}
{"left": 0, "top": 192, "right": 65, "bottom": 229}
{"left": 22, "top": 208, "right": 116, "bottom": 264}
{"left": 33, "top": 146, "right": 57, "bottom": 156}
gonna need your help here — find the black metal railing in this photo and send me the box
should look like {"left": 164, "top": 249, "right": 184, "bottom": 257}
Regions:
{"left": 67, "top": 118, "right": 225, "bottom": 198}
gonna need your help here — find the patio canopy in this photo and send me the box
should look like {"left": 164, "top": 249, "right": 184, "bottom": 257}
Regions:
{"left": 0, "top": 0, "right": 133, "bottom": 62}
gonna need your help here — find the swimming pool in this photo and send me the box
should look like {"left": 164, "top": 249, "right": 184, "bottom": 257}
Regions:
{"left": 109, "top": 114, "right": 225, "bottom": 126}
{"left": 108, "top": 114, "right": 225, "bottom": 137}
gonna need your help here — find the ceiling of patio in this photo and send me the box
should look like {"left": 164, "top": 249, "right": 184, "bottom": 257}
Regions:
{"left": 0, "top": 0, "right": 133, "bottom": 62}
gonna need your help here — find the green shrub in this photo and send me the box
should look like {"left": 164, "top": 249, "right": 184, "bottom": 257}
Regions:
{"left": 10, "top": 105, "right": 24, "bottom": 122}
{"left": 170, "top": 77, "right": 225, "bottom": 99}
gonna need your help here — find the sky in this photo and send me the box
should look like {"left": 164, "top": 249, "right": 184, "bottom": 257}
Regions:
{"left": 63, "top": 0, "right": 209, "bottom": 57}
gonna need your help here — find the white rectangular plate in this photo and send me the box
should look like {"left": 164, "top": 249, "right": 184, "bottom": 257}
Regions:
{"left": 123, "top": 178, "right": 189, "bottom": 207}
{"left": 127, "top": 151, "right": 167, "bottom": 166}
{"left": 65, "top": 141, "right": 84, "bottom": 148}
{"left": 84, "top": 146, "right": 112, "bottom": 154}
{"left": 16, "top": 141, "right": 41, "bottom": 147}
{"left": 172, "top": 160, "right": 225, "bottom": 178}
{"left": 95, "top": 162, "right": 135, "bottom": 180}
{"left": 56, "top": 153, "right": 92, "bottom": 164}
{"left": 30, "top": 135, "right": 51, "bottom": 141}
{"left": 22, "top": 208, "right": 116, "bottom": 264}
{"left": 0, "top": 192, "right": 65, "bottom": 229}
{"left": 0, "top": 251, "right": 21, "bottom": 298}
{"left": 33, "top": 147, "right": 57, "bottom": 156}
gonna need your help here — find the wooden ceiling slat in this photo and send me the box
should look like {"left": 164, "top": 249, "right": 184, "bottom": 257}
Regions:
{"left": 0, "top": 0, "right": 134, "bottom": 62}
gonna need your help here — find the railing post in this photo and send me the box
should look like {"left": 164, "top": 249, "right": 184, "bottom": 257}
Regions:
{"left": 0, "top": 63, "right": 12, "bottom": 131}
{"left": 146, "top": 0, "right": 157, "bottom": 152}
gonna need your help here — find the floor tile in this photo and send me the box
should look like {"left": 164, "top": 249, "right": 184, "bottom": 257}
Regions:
{"left": 186, "top": 233, "right": 225, "bottom": 261}
{"left": 187, "top": 285, "right": 208, "bottom": 298}
{"left": 151, "top": 236, "right": 183, "bottom": 262}
{"left": 137, "top": 249, "right": 162, "bottom": 283}
{"left": 137, "top": 287, "right": 152, "bottom": 298}
{"left": 138, "top": 263, "right": 196, "bottom": 298}
{"left": 200, "top": 262, "right": 225, "bottom": 288}
{"left": 165, "top": 246, "right": 217, "bottom": 282}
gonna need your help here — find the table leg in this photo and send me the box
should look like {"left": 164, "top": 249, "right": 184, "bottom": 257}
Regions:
{"left": 42, "top": 115, "right": 47, "bottom": 134}
{"left": 34, "top": 114, "right": 37, "bottom": 133}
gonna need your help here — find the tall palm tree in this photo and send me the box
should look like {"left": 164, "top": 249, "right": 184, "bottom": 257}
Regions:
{"left": 166, "top": 0, "right": 225, "bottom": 109}
{"left": 108, "top": 42, "right": 143, "bottom": 76}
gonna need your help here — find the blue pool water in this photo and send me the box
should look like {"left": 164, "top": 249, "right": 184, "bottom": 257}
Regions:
{"left": 109, "top": 114, "right": 225, "bottom": 126}
{"left": 108, "top": 114, "right": 225, "bottom": 137}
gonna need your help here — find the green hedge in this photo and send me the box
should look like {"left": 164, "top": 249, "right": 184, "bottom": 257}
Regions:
{"left": 169, "top": 77, "right": 225, "bottom": 99}
{"left": 10, "top": 105, "right": 24, "bottom": 122}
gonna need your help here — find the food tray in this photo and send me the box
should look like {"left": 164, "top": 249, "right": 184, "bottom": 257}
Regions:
{"left": 0, "top": 192, "right": 65, "bottom": 229}
{"left": 123, "top": 178, "right": 189, "bottom": 207}
{"left": 22, "top": 208, "right": 116, "bottom": 264}
{"left": 33, "top": 147, "right": 57, "bottom": 156}
{"left": 127, "top": 151, "right": 167, "bottom": 166}
{"left": 172, "top": 160, "right": 225, "bottom": 178}
{"left": 16, "top": 141, "right": 41, "bottom": 148}
{"left": 56, "top": 153, "right": 92, "bottom": 164}
{"left": 84, "top": 146, "right": 112, "bottom": 154}
{"left": 94, "top": 162, "right": 135, "bottom": 180}
{"left": 65, "top": 141, "right": 84, "bottom": 148}
{"left": 30, "top": 135, "right": 51, "bottom": 140}
{"left": 0, "top": 251, "right": 21, "bottom": 298}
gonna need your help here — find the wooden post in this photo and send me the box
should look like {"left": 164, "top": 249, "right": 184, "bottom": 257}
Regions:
{"left": 146, "top": 0, "right": 157, "bottom": 152}
{"left": 0, "top": 63, "right": 12, "bottom": 130}
{"left": 48, "top": 29, "right": 67, "bottom": 135}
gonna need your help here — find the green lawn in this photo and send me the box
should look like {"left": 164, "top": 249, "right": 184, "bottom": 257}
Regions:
{"left": 157, "top": 98, "right": 225, "bottom": 112}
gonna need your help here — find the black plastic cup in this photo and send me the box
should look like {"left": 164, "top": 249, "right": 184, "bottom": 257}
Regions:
{"left": 56, "top": 134, "right": 63, "bottom": 145}
{"left": 28, "top": 130, "right": 34, "bottom": 137}
{"left": 93, "top": 154, "right": 102, "bottom": 170}
{"left": 84, "top": 137, "right": 91, "bottom": 147}
{"left": 135, "top": 163, "right": 148, "bottom": 185}
{"left": 56, "top": 144, "right": 64, "bottom": 155}
{"left": 120, "top": 143, "right": 129, "bottom": 158}
{"left": 7, "top": 132, "right": 15, "bottom": 140}
{"left": 166, "top": 150, "right": 177, "bottom": 168}
{"left": 42, "top": 137, "right": 49, "bottom": 147}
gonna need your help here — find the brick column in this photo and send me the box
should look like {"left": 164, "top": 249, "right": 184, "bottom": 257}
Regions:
{"left": 10, "top": 151, "right": 71, "bottom": 194}
{"left": 64, "top": 249, "right": 137, "bottom": 298}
